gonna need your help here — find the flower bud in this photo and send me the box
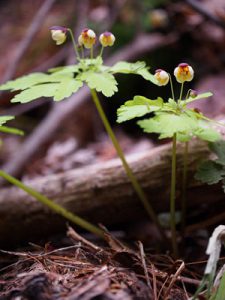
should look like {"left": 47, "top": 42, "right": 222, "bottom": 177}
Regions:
{"left": 50, "top": 26, "right": 67, "bottom": 45}
{"left": 190, "top": 89, "right": 198, "bottom": 98}
{"left": 154, "top": 69, "right": 169, "bottom": 86}
{"left": 149, "top": 9, "right": 169, "bottom": 29}
{"left": 99, "top": 32, "right": 115, "bottom": 47}
{"left": 78, "top": 28, "right": 96, "bottom": 49}
{"left": 174, "top": 63, "right": 194, "bottom": 83}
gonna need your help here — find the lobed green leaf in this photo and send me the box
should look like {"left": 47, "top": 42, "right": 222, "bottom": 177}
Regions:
{"left": 109, "top": 61, "right": 146, "bottom": 74}
{"left": 80, "top": 71, "right": 118, "bottom": 97}
{"left": 194, "top": 125, "right": 221, "bottom": 142}
{"left": 109, "top": 61, "right": 157, "bottom": 84}
{"left": 53, "top": 78, "right": 83, "bottom": 101}
{"left": 117, "top": 96, "right": 163, "bottom": 123}
{"left": 0, "top": 72, "right": 73, "bottom": 92}
{"left": 184, "top": 92, "right": 213, "bottom": 104}
{"left": 0, "top": 116, "right": 14, "bottom": 125}
{"left": 208, "top": 140, "right": 225, "bottom": 165}
{"left": 48, "top": 65, "right": 79, "bottom": 75}
{"left": 11, "top": 83, "right": 59, "bottom": 103}
{"left": 138, "top": 112, "right": 198, "bottom": 138}
{"left": 195, "top": 161, "right": 225, "bottom": 185}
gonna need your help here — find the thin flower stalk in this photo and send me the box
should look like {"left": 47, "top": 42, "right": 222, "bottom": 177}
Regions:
{"left": 90, "top": 88, "right": 167, "bottom": 242}
{"left": 0, "top": 170, "right": 104, "bottom": 238}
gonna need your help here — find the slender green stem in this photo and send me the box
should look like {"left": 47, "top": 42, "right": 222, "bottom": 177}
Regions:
{"left": 67, "top": 28, "right": 80, "bottom": 60}
{"left": 81, "top": 46, "right": 84, "bottom": 59}
{"left": 185, "top": 89, "right": 192, "bottom": 100}
{"left": 169, "top": 74, "right": 175, "bottom": 100}
{"left": 0, "top": 170, "right": 104, "bottom": 237}
{"left": 170, "top": 133, "right": 178, "bottom": 257}
{"left": 90, "top": 89, "right": 167, "bottom": 242}
{"left": 99, "top": 46, "right": 104, "bottom": 57}
{"left": 90, "top": 46, "right": 94, "bottom": 59}
{"left": 181, "top": 141, "right": 188, "bottom": 236}
{"left": 178, "top": 82, "right": 184, "bottom": 105}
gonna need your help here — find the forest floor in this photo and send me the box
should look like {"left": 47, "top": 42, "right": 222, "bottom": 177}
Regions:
{"left": 0, "top": 226, "right": 208, "bottom": 300}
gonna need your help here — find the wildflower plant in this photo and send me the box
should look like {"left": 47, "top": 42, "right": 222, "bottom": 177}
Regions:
{"left": 117, "top": 63, "right": 221, "bottom": 256}
{"left": 0, "top": 26, "right": 167, "bottom": 240}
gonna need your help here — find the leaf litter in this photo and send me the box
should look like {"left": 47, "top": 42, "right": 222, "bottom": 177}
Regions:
{"left": 0, "top": 226, "right": 199, "bottom": 300}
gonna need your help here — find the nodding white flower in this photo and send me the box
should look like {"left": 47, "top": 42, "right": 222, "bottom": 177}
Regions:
{"left": 99, "top": 32, "right": 115, "bottom": 47}
{"left": 50, "top": 26, "right": 67, "bottom": 45}
{"left": 78, "top": 34, "right": 83, "bottom": 46}
{"left": 154, "top": 69, "right": 169, "bottom": 86}
{"left": 174, "top": 63, "right": 194, "bottom": 83}
{"left": 78, "top": 28, "right": 96, "bottom": 49}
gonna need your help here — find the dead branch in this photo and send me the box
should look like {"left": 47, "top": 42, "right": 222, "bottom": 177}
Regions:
{"left": 185, "top": 0, "right": 225, "bottom": 29}
{"left": 0, "top": 139, "right": 223, "bottom": 246}
{"left": 2, "top": 32, "right": 177, "bottom": 178}
{"left": 0, "top": 0, "right": 57, "bottom": 85}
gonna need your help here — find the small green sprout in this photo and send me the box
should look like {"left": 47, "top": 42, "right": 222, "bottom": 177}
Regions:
{"left": 0, "top": 27, "right": 167, "bottom": 241}
{"left": 117, "top": 63, "right": 222, "bottom": 256}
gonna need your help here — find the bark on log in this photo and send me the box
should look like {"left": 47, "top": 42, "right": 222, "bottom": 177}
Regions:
{"left": 0, "top": 140, "right": 224, "bottom": 246}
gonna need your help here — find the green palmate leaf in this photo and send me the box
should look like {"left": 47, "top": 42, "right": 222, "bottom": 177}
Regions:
{"left": 138, "top": 112, "right": 198, "bottom": 139}
{"left": 53, "top": 78, "right": 83, "bottom": 101}
{"left": 11, "top": 83, "right": 59, "bottom": 103}
{"left": 0, "top": 116, "right": 14, "bottom": 125}
{"left": 194, "top": 125, "right": 221, "bottom": 142}
{"left": 0, "top": 72, "right": 73, "bottom": 92}
{"left": 195, "top": 161, "right": 225, "bottom": 185}
{"left": 184, "top": 92, "right": 213, "bottom": 104}
{"left": 0, "top": 73, "right": 49, "bottom": 91}
{"left": 0, "top": 125, "right": 23, "bottom": 135}
{"left": 109, "top": 61, "right": 146, "bottom": 74}
{"left": 177, "top": 133, "right": 193, "bottom": 142}
{"left": 163, "top": 98, "right": 178, "bottom": 112}
{"left": 48, "top": 65, "right": 80, "bottom": 75}
{"left": 135, "top": 68, "right": 157, "bottom": 84}
{"left": 117, "top": 96, "right": 163, "bottom": 123}
{"left": 80, "top": 71, "right": 118, "bottom": 97}
{"left": 209, "top": 140, "right": 225, "bottom": 165}
{"left": 109, "top": 61, "right": 157, "bottom": 84}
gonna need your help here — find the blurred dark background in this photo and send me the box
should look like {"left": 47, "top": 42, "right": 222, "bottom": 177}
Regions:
{"left": 0, "top": 0, "right": 225, "bottom": 178}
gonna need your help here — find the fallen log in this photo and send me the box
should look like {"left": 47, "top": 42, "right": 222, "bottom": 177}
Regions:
{"left": 0, "top": 140, "right": 224, "bottom": 246}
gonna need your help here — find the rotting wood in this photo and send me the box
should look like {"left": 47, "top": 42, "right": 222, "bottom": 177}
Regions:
{"left": 0, "top": 140, "right": 224, "bottom": 246}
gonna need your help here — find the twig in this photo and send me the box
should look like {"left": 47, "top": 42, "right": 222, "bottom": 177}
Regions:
{"left": 0, "top": 0, "right": 57, "bottom": 85}
{"left": 67, "top": 225, "right": 102, "bottom": 252}
{"left": 1, "top": 33, "right": 177, "bottom": 178}
{"left": 164, "top": 260, "right": 185, "bottom": 298}
{"left": 150, "top": 263, "right": 158, "bottom": 300}
{"left": 185, "top": 0, "right": 225, "bottom": 29}
{"left": 138, "top": 241, "right": 152, "bottom": 290}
